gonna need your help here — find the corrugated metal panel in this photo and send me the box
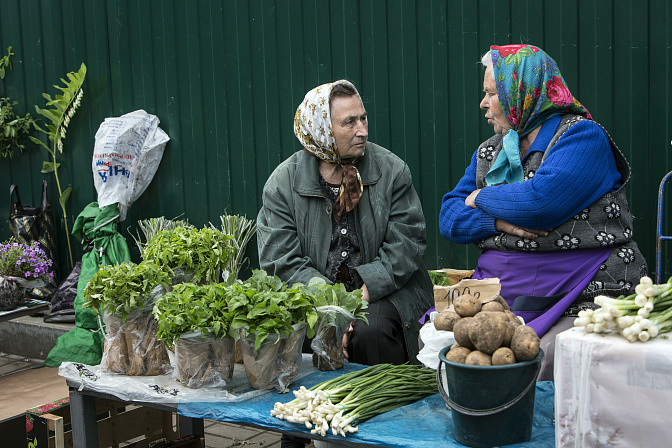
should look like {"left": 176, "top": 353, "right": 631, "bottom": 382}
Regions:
{"left": 0, "top": 0, "right": 670, "bottom": 281}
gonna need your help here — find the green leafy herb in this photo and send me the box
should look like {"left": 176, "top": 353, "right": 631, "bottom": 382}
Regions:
{"left": 429, "top": 270, "right": 453, "bottom": 286}
{"left": 143, "top": 226, "right": 234, "bottom": 284}
{"left": 228, "top": 270, "right": 319, "bottom": 350}
{"left": 153, "top": 283, "right": 235, "bottom": 349}
{"left": 131, "top": 215, "right": 193, "bottom": 258}
{"left": 83, "top": 261, "right": 171, "bottom": 322}
{"left": 302, "top": 277, "right": 368, "bottom": 324}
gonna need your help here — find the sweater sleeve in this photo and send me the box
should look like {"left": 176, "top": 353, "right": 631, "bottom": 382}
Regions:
{"left": 439, "top": 150, "right": 498, "bottom": 244}
{"left": 473, "top": 120, "right": 621, "bottom": 229}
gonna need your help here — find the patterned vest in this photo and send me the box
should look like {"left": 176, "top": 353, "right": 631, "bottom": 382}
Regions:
{"left": 474, "top": 115, "right": 647, "bottom": 306}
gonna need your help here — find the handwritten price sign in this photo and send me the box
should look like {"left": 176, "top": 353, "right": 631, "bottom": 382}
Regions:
{"left": 434, "top": 278, "right": 501, "bottom": 312}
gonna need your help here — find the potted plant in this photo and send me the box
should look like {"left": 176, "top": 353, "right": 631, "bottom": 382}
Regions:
{"left": 228, "top": 270, "right": 318, "bottom": 391}
{"left": 153, "top": 282, "right": 237, "bottom": 388}
{"left": 142, "top": 226, "right": 234, "bottom": 285}
{"left": 0, "top": 239, "right": 53, "bottom": 311}
{"left": 83, "top": 260, "right": 171, "bottom": 375}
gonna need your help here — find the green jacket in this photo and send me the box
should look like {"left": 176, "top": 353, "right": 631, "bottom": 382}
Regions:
{"left": 257, "top": 142, "right": 434, "bottom": 362}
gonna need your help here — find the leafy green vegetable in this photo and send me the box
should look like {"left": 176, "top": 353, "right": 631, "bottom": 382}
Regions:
{"left": 131, "top": 215, "right": 193, "bottom": 258}
{"left": 83, "top": 261, "right": 170, "bottom": 322}
{"left": 429, "top": 270, "right": 453, "bottom": 286}
{"left": 228, "top": 270, "right": 319, "bottom": 351}
{"left": 153, "top": 283, "right": 235, "bottom": 349}
{"left": 143, "top": 226, "right": 234, "bottom": 284}
{"left": 154, "top": 270, "right": 369, "bottom": 354}
{"left": 302, "top": 277, "right": 368, "bottom": 324}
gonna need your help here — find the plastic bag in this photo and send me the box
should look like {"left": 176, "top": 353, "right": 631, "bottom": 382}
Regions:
{"left": 58, "top": 353, "right": 318, "bottom": 404}
{"left": 101, "top": 310, "right": 170, "bottom": 376}
{"left": 239, "top": 323, "right": 306, "bottom": 391}
{"left": 311, "top": 305, "right": 355, "bottom": 371}
{"left": 173, "top": 331, "right": 236, "bottom": 388}
{"left": 43, "top": 261, "right": 80, "bottom": 323}
{"left": 8, "top": 180, "right": 59, "bottom": 300}
{"left": 99, "top": 285, "right": 170, "bottom": 376}
{"left": 416, "top": 316, "right": 456, "bottom": 370}
{"left": 93, "top": 110, "right": 169, "bottom": 221}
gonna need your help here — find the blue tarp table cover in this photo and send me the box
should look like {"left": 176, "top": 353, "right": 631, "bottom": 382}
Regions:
{"left": 178, "top": 363, "right": 556, "bottom": 448}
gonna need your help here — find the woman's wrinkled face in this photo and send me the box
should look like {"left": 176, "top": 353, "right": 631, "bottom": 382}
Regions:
{"left": 480, "top": 66, "right": 512, "bottom": 135}
{"left": 331, "top": 95, "right": 368, "bottom": 159}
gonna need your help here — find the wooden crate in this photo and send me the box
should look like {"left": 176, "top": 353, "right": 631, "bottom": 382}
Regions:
{"left": 25, "top": 397, "right": 200, "bottom": 448}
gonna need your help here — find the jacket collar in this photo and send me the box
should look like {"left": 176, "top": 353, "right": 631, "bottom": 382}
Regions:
{"left": 293, "top": 142, "right": 382, "bottom": 196}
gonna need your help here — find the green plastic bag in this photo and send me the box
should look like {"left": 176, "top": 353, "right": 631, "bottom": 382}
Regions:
{"left": 44, "top": 203, "right": 131, "bottom": 367}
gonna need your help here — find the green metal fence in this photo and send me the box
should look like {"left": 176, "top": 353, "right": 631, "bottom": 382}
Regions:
{"left": 0, "top": 0, "right": 669, "bottom": 282}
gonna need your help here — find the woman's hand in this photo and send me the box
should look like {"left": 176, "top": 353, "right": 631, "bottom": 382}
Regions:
{"left": 360, "top": 284, "right": 370, "bottom": 303}
{"left": 342, "top": 284, "right": 368, "bottom": 359}
{"left": 495, "top": 219, "right": 549, "bottom": 239}
{"left": 465, "top": 189, "right": 482, "bottom": 208}
{"left": 342, "top": 321, "right": 354, "bottom": 359}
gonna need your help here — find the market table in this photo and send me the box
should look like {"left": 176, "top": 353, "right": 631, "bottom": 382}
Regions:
{"left": 62, "top": 357, "right": 556, "bottom": 447}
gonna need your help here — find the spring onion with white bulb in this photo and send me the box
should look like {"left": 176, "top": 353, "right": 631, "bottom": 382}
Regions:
{"left": 574, "top": 276, "right": 672, "bottom": 342}
{"left": 271, "top": 364, "right": 437, "bottom": 437}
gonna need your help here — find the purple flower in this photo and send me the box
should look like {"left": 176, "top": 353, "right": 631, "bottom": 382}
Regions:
{"left": 0, "top": 240, "right": 53, "bottom": 282}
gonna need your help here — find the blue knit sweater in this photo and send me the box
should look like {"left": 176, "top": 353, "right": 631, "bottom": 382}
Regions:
{"left": 439, "top": 116, "right": 622, "bottom": 244}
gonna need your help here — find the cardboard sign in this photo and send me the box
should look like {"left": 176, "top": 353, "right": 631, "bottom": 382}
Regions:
{"left": 434, "top": 277, "right": 501, "bottom": 312}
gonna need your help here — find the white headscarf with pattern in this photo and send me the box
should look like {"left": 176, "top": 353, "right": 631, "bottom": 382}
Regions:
{"left": 293, "top": 80, "right": 365, "bottom": 221}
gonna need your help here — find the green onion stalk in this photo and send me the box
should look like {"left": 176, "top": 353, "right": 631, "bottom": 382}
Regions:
{"left": 271, "top": 364, "right": 437, "bottom": 437}
{"left": 574, "top": 276, "right": 672, "bottom": 342}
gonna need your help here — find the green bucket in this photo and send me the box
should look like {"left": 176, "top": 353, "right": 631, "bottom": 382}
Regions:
{"left": 437, "top": 344, "right": 543, "bottom": 448}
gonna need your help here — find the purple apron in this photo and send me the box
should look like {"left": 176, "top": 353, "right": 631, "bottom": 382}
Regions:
{"left": 422, "top": 248, "right": 610, "bottom": 338}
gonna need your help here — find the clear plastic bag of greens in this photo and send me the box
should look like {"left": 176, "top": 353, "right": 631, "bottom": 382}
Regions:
{"left": 173, "top": 330, "right": 236, "bottom": 388}
{"left": 101, "top": 310, "right": 170, "bottom": 376}
{"left": 238, "top": 323, "right": 306, "bottom": 391}
{"left": 100, "top": 285, "right": 170, "bottom": 376}
{"left": 310, "top": 305, "right": 355, "bottom": 371}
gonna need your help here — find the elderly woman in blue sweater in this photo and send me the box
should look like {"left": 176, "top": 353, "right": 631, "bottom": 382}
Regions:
{"left": 439, "top": 44, "right": 647, "bottom": 380}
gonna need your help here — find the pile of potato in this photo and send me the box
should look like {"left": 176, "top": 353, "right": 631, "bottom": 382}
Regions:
{"left": 434, "top": 294, "right": 540, "bottom": 366}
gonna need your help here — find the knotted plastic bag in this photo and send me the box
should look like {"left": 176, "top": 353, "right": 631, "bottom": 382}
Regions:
{"left": 93, "top": 110, "right": 169, "bottom": 221}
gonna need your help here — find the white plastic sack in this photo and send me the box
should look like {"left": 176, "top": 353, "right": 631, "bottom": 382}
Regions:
{"left": 93, "top": 110, "right": 169, "bottom": 220}
{"left": 58, "top": 354, "right": 318, "bottom": 404}
{"left": 416, "top": 315, "right": 456, "bottom": 370}
{"left": 555, "top": 328, "right": 672, "bottom": 447}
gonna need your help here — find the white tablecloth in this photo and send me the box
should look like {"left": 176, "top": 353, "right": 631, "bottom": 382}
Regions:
{"left": 555, "top": 327, "right": 672, "bottom": 447}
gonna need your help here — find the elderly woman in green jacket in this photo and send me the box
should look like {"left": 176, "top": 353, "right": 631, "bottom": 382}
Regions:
{"left": 257, "top": 80, "right": 433, "bottom": 369}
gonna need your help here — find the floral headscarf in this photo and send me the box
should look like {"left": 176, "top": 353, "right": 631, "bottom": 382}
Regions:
{"left": 294, "top": 80, "right": 365, "bottom": 221}
{"left": 485, "top": 44, "right": 592, "bottom": 186}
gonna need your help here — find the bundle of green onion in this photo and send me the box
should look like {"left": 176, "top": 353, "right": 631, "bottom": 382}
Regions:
{"left": 271, "top": 364, "right": 437, "bottom": 437}
{"left": 574, "top": 276, "right": 672, "bottom": 342}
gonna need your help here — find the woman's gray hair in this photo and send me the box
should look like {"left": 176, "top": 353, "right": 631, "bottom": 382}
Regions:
{"left": 481, "top": 50, "right": 493, "bottom": 68}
